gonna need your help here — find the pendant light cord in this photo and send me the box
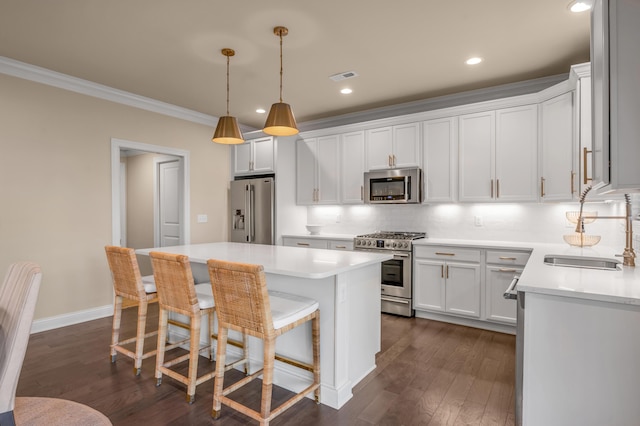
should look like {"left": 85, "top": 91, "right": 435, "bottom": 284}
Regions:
{"left": 279, "top": 32, "right": 284, "bottom": 103}
{"left": 226, "top": 53, "right": 230, "bottom": 115}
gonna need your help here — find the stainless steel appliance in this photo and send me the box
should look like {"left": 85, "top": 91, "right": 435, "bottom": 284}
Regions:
{"left": 229, "top": 176, "right": 274, "bottom": 245}
{"left": 364, "top": 167, "right": 423, "bottom": 204}
{"left": 503, "top": 276, "right": 523, "bottom": 426}
{"left": 354, "top": 231, "right": 426, "bottom": 317}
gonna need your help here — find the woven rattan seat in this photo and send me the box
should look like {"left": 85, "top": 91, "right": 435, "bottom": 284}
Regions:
{"left": 207, "top": 259, "right": 320, "bottom": 426}
{"left": 105, "top": 246, "right": 159, "bottom": 376}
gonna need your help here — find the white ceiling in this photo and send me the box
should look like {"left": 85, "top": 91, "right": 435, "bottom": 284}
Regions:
{"left": 0, "top": 0, "right": 590, "bottom": 131}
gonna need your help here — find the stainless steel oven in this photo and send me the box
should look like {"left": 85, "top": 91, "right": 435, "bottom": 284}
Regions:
{"left": 354, "top": 231, "right": 426, "bottom": 317}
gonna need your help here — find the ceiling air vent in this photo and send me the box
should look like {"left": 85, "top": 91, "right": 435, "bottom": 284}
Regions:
{"left": 329, "top": 71, "right": 359, "bottom": 82}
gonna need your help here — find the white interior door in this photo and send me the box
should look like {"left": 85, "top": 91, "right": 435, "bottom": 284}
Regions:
{"left": 157, "top": 159, "right": 182, "bottom": 247}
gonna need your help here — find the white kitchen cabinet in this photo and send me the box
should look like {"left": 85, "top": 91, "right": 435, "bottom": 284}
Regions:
{"left": 282, "top": 236, "right": 353, "bottom": 251}
{"left": 423, "top": 117, "right": 457, "bottom": 202}
{"left": 233, "top": 136, "right": 274, "bottom": 175}
{"left": 485, "top": 250, "right": 530, "bottom": 324}
{"left": 540, "top": 91, "right": 576, "bottom": 201}
{"left": 591, "top": 0, "right": 640, "bottom": 193}
{"left": 366, "top": 122, "right": 420, "bottom": 170}
{"left": 341, "top": 131, "right": 365, "bottom": 204}
{"left": 296, "top": 135, "right": 340, "bottom": 205}
{"left": 459, "top": 105, "right": 538, "bottom": 202}
{"left": 574, "top": 65, "right": 593, "bottom": 194}
{"left": 413, "top": 246, "right": 481, "bottom": 318}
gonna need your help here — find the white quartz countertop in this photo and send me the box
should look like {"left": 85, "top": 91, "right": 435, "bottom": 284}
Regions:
{"left": 136, "top": 242, "right": 391, "bottom": 280}
{"left": 414, "top": 238, "right": 640, "bottom": 305}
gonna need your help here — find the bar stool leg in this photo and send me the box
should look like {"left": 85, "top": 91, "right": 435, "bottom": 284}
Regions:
{"left": 242, "top": 332, "right": 249, "bottom": 374}
{"left": 133, "top": 300, "right": 149, "bottom": 376}
{"left": 312, "top": 313, "right": 321, "bottom": 403}
{"left": 260, "top": 337, "right": 276, "bottom": 422}
{"left": 155, "top": 308, "right": 169, "bottom": 386}
{"left": 208, "top": 309, "right": 215, "bottom": 361}
{"left": 186, "top": 314, "right": 201, "bottom": 404}
{"left": 110, "top": 296, "right": 123, "bottom": 363}
{"left": 212, "top": 326, "right": 229, "bottom": 419}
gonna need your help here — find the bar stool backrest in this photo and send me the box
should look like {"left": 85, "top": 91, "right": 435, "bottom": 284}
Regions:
{"left": 105, "top": 246, "right": 146, "bottom": 300}
{"left": 149, "top": 251, "right": 199, "bottom": 316}
{"left": 207, "top": 260, "right": 273, "bottom": 338}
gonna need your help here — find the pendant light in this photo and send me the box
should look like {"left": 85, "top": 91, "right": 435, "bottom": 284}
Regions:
{"left": 263, "top": 26, "right": 299, "bottom": 136}
{"left": 212, "top": 48, "right": 244, "bottom": 145}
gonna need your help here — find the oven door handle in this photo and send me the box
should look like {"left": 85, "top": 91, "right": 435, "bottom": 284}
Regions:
{"left": 393, "top": 253, "right": 410, "bottom": 258}
{"left": 404, "top": 176, "right": 409, "bottom": 202}
{"left": 381, "top": 297, "right": 410, "bottom": 305}
{"left": 503, "top": 275, "right": 520, "bottom": 300}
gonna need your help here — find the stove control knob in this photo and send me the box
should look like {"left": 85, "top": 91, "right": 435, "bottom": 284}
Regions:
{"left": 403, "top": 242, "right": 409, "bottom": 248}
{"left": 392, "top": 242, "right": 398, "bottom": 248}
{"left": 367, "top": 241, "right": 372, "bottom": 246}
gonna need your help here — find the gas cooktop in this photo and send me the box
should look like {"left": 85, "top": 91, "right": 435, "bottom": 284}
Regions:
{"left": 354, "top": 231, "right": 426, "bottom": 251}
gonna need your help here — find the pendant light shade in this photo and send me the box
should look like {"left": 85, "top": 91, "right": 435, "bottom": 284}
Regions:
{"left": 212, "top": 48, "right": 244, "bottom": 145}
{"left": 263, "top": 26, "right": 298, "bottom": 136}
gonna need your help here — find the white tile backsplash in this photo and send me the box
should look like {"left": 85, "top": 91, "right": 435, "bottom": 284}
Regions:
{"left": 306, "top": 200, "right": 630, "bottom": 248}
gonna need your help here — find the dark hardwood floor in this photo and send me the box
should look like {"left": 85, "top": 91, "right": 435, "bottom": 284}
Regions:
{"left": 17, "top": 305, "right": 515, "bottom": 425}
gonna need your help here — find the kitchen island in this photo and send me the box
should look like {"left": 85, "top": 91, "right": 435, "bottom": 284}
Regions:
{"left": 136, "top": 242, "right": 392, "bottom": 409}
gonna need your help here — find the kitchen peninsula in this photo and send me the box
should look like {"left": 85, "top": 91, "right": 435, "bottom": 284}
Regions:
{"left": 136, "top": 242, "right": 392, "bottom": 409}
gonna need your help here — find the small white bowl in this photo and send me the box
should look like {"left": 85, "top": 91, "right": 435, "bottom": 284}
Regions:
{"left": 305, "top": 224, "right": 323, "bottom": 235}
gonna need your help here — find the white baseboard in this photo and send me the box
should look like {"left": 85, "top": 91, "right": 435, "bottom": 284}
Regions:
{"left": 31, "top": 304, "right": 113, "bottom": 334}
{"left": 414, "top": 310, "right": 516, "bottom": 335}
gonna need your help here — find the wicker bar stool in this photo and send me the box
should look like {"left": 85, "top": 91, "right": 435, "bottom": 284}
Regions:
{"left": 105, "top": 246, "right": 159, "bottom": 376}
{"left": 149, "top": 251, "right": 216, "bottom": 403}
{"left": 207, "top": 259, "right": 320, "bottom": 426}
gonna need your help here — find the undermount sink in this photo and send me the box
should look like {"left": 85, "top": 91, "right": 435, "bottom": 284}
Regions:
{"left": 544, "top": 254, "right": 621, "bottom": 271}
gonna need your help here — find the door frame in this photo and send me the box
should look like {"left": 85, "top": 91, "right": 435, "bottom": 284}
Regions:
{"left": 110, "top": 138, "right": 190, "bottom": 247}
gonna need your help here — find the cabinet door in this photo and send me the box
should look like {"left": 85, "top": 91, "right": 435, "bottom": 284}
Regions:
{"left": 328, "top": 240, "right": 354, "bottom": 251}
{"left": 495, "top": 105, "right": 538, "bottom": 202}
{"left": 423, "top": 117, "right": 457, "bottom": 202}
{"left": 578, "top": 75, "right": 593, "bottom": 193}
{"left": 341, "top": 131, "right": 365, "bottom": 203}
{"left": 296, "top": 138, "right": 317, "bottom": 205}
{"left": 316, "top": 135, "right": 340, "bottom": 204}
{"left": 366, "top": 127, "right": 393, "bottom": 170}
{"left": 541, "top": 92, "right": 575, "bottom": 201}
{"left": 392, "top": 122, "right": 421, "bottom": 169}
{"left": 413, "top": 259, "right": 445, "bottom": 312}
{"left": 233, "top": 142, "right": 252, "bottom": 175}
{"left": 459, "top": 111, "right": 495, "bottom": 201}
{"left": 445, "top": 262, "right": 480, "bottom": 318}
{"left": 251, "top": 137, "right": 275, "bottom": 173}
{"left": 485, "top": 266, "right": 520, "bottom": 324}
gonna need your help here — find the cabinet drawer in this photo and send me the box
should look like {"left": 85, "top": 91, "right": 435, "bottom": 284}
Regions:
{"left": 414, "top": 246, "right": 481, "bottom": 263}
{"left": 486, "top": 250, "right": 530, "bottom": 266}
{"left": 282, "top": 238, "right": 328, "bottom": 249}
{"left": 328, "top": 240, "right": 353, "bottom": 251}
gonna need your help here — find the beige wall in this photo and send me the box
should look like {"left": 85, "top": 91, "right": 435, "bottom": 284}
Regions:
{"left": 0, "top": 73, "right": 230, "bottom": 320}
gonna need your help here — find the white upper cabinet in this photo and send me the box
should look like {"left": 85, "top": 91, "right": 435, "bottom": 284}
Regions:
{"left": 540, "top": 91, "right": 576, "bottom": 201}
{"left": 366, "top": 122, "right": 420, "bottom": 170}
{"left": 423, "top": 117, "right": 457, "bottom": 202}
{"left": 296, "top": 135, "right": 340, "bottom": 205}
{"left": 591, "top": 0, "right": 640, "bottom": 193}
{"left": 233, "top": 136, "right": 274, "bottom": 175}
{"left": 341, "top": 131, "right": 365, "bottom": 204}
{"left": 459, "top": 105, "right": 538, "bottom": 202}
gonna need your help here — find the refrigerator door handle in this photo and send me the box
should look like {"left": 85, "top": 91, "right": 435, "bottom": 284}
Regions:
{"left": 249, "top": 184, "right": 255, "bottom": 242}
{"left": 245, "top": 184, "right": 252, "bottom": 242}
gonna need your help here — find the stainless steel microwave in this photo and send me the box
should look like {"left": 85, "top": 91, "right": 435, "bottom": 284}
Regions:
{"left": 364, "top": 167, "right": 423, "bottom": 204}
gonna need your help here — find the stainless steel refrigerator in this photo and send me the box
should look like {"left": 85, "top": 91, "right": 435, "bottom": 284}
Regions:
{"left": 229, "top": 177, "right": 274, "bottom": 245}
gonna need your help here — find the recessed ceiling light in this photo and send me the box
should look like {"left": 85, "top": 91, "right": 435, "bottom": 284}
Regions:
{"left": 256, "top": 108, "right": 266, "bottom": 114}
{"left": 340, "top": 88, "right": 353, "bottom": 94}
{"left": 568, "top": 1, "right": 592, "bottom": 12}
{"left": 466, "top": 57, "right": 483, "bottom": 65}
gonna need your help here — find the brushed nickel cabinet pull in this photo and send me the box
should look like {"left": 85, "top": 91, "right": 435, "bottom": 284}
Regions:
{"left": 491, "top": 179, "right": 494, "bottom": 198}
{"left": 441, "top": 264, "right": 444, "bottom": 278}
{"left": 435, "top": 252, "right": 455, "bottom": 256}
{"left": 361, "top": 185, "right": 364, "bottom": 201}
{"left": 499, "top": 268, "right": 517, "bottom": 273}
{"left": 388, "top": 154, "right": 392, "bottom": 167}
{"left": 446, "top": 265, "right": 449, "bottom": 279}
{"left": 393, "top": 154, "right": 397, "bottom": 167}
{"left": 297, "top": 242, "right": 310, "bottom": 246}
{"left": 583, "top": 147, "right": 593, "bottom": 185}
{"left": 499, "top": 256, "right": 517, "bottom": 261}
{"left": 496, "top": 179, "right": 500, "bottom": 198}
{"left": 335, "top": 245, "right": 347, "bottom": 249}
{"left": 540, "top": 177, "right": 545, "bottom": 198}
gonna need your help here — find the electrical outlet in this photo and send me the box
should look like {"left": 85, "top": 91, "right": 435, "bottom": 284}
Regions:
{"left": 336, "top": 214, "right": 341, "bottom": 223}
{"left": 474, "top": 215, "right": 483, "bottom": 226}
{"left": 197, "top": 214, "right": 208, "bottom": 223}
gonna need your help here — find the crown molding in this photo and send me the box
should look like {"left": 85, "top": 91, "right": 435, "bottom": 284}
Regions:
{"left": 0, "top": 56, "right": 251, "bottom": 129}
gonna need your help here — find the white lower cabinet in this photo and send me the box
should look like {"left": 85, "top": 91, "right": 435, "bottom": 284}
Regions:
{"left": 282, "top": 236, "right": 353, "bottom": 251}
{"left": 413, "top": 246, "right": 481, "bottom": 318}
{"left": 414, "top": 245, "right": 530, "bottom": 330}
